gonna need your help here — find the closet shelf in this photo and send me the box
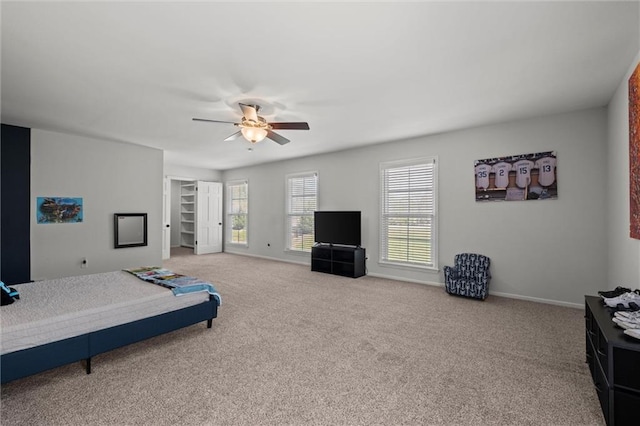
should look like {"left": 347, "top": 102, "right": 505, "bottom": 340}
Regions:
{"left": 180, "top": 182, "right": 196, "bottom": 248}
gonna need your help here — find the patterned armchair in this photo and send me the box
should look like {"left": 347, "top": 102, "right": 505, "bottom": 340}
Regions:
{"left": 444, "top": 253, "right": 491, "bottom": 300}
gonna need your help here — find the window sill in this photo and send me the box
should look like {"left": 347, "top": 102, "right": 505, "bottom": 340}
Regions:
{"left": 379, "top": 260, "right": 439, "bottom": 273}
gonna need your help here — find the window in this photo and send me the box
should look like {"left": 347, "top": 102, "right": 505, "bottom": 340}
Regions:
{"left": 286, "top": 172, "right": 317, "bottom": 252}
{"left": 380, "top": 157, "right": 437, "bottom": 269}
{"left": 226, "top": 180, "right": 248, "bottom": 246}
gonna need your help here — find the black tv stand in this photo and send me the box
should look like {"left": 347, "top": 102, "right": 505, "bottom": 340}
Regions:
{"left": 311, "top": 245, "right": 366, "bottom": 278}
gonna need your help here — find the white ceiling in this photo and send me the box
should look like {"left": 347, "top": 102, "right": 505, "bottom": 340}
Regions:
{"left": 1, "top": 1, "right": 638, "bottom": 171}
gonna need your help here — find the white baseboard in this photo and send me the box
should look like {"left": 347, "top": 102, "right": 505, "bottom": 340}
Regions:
{"left": 223, "top": 250, "right": 309, "bottom": 266}
{"left": 488, "top": 290, "right": 583, "bottom": 309}
{"left": 367, "top": 272, "right": 583, "bottom": 309}
{"left": 222, "top": 252, "right": 583, "bottom": 309}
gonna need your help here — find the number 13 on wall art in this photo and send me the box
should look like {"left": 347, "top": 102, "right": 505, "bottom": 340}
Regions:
{"left": 474, "top": 151, "right": 558, "bottom": 202}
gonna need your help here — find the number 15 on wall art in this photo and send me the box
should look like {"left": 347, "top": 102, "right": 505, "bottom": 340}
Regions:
{"left": 36, "top": 197, "right": 83, "bottom": 224}
{"left": 474, "top": 151, "right": 557, "bottom": 202}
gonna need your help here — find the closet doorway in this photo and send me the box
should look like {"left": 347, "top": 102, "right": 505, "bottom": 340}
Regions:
{"left": 163, "top": 177, "right": 222, "bottom": 259}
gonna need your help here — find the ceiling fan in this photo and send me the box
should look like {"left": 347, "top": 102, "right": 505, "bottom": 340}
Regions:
{"left": 193, "top": 103, "right": 310, "bottom": 145}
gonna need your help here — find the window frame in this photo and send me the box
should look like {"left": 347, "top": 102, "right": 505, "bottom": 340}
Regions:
{"left": 379, "top": 157, "right": 438, "bottom": 270}
{"left": 226, "top": 179, "right": 249, "bottom": 247}
{"left": 285, "top": 171, "right": 318, "bottom": 253}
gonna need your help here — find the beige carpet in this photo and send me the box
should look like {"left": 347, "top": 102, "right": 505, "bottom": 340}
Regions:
{"left": 1, "top": 251, "right": 604, "bottom": 425}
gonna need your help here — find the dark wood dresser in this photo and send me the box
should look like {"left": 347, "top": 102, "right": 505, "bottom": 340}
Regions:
{"left": 585, "top": 296, "right": 640, "bottom": 425}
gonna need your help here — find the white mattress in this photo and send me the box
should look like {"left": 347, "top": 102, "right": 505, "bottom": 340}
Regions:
{"left": 0, "top": 271, "right": 209, "bottom": 355}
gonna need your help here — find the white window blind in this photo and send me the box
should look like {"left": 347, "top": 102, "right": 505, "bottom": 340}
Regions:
{"left": 286, "top": 172, "right": 317, "bottom": 252}
{"left": 226, "top": 180, "right": 248, "bottom": 246}
{"left": 380, "top": 158, "right": 437, "bottom": 269}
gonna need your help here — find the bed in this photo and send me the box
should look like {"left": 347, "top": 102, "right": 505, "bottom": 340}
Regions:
{"left": 0, "top": 270, "right": 219, "bottom": 384}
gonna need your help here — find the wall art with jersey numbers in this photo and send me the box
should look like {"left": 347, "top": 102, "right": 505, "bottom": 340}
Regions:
{"left": 36, "top": 197, "right": 83, "bottom": 224}
{"left": 474, "top": 151, "right": 557, "bottom": 202}
{"left": 629, "top": 61, "right": 640, "bottom": 240}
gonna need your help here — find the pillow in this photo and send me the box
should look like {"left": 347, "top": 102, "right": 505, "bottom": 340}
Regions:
{"left": 0, "top": 281, "right": 19, "bottom": 306}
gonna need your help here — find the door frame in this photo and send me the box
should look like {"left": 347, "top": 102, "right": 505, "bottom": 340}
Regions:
{"left": 163, "top": 175, "right": 197, "bottom": 259}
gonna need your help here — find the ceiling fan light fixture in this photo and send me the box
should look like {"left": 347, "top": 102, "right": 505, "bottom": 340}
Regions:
{"left": 240, "top": 126, "right": 268, "bottom": 143}
{"left": 193, "top": 102, "right": 308, "bottom": 146}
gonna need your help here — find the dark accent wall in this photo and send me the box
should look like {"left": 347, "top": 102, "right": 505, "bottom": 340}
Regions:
{"left": 1, "top": 124, "right": 31, "bottom": 284}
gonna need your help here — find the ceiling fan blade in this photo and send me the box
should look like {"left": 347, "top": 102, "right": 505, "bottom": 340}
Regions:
{"left": 193, "top": 118, "right": 236, "bottom": 124}
{"left": 266, "top": 130, "right": 290, "bottom": 145}
{"left": 223, "top": 131, "right": 243, "bottom": 142}
{"left": 269, "top": 122, "right": 310, "bottom": 130}
{"left": 239, "top": 103, "right": 259, "bottom": 122}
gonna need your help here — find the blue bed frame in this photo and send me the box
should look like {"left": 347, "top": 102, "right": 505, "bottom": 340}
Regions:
{"left": 1, "top": 295, "right": 217, "bottom": 384}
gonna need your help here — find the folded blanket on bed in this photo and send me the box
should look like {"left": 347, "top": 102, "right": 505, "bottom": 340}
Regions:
{"left": 124, "top": 267, "right": 221, "bottom": 306}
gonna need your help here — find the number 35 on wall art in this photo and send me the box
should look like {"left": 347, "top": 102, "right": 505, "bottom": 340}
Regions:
{"left": 474, "top": 151, "right": 557, "bottom": 202}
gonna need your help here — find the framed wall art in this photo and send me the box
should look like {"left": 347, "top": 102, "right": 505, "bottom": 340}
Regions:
{"left": 36, "top": 197, "right": 83, "bottom": 223}
{"left": 114, "top": 213, "right": 148, "bottom": 248}
{"left": 629, "top": 61, "right": 640, "bottom": 239}
{"left": 474, "top": 151, "right": 557, "bottom": 202}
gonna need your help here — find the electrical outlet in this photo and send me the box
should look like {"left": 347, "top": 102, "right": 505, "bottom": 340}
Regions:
{"left": 81, "top": 258, "right": 88, "bottom": 269}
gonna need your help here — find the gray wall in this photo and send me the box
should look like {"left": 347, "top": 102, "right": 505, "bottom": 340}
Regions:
{"left": 26, "top": 65, "right": 636, "bottom": 306}
{"left": 222, "top": 107, "right": 609, "bottom": 306}
{"left": 164, "top": 164, "right": 221, "bottom": 182}
{"left": 608, "top": 52, "right": 640, "bottom": 286}
{"left": 30, "top": 129, "right": 163, "bottom": 280}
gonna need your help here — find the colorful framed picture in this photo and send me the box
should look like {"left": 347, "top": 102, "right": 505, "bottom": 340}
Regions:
{"left": 474, "top": 151, "right": 557, "bottom": 202}
{"left": 629, "top": 61, "right": 640, "bottom": 239}
{"left": 36, "top": 197, "right": 83, "bottom": 224}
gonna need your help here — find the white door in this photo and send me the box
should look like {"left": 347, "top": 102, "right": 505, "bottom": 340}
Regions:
{"left": 195, "top": 181, "right": 223, "bottom": 255}
{"left": 162, "top": 177, "right": 171, "bottom": 260}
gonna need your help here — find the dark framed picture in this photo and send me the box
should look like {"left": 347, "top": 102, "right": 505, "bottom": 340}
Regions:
{"left": 114, "top": 213, "right": 147, "bottom": 248}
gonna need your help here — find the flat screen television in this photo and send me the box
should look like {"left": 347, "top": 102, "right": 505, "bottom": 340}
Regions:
{"left": 314, "top": 211, "right": 361, "bottom": 246}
